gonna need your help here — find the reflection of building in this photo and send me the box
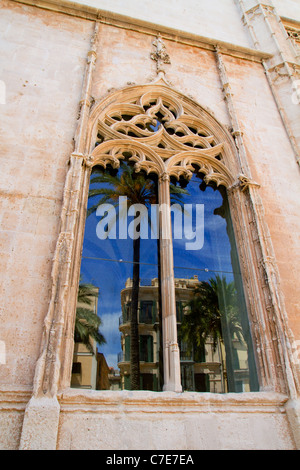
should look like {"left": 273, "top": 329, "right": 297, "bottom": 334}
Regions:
{"left": 71, "top": 288, "right": 99, "bottom": 389}
{"left": 118, "top": 276, "right": 251, "bottom": 392}
{"left": 72, "top": 346, "right": 121, "bottom": 390}
{"left": 71, "top": 288, "right": 121, "bottom": 390}
{"left": 97, "top": 355, "right": 121, "bottom": 390}
{"left": 71, "top": 342, "right": 98, "bottom": 390}
{"left": 118, "top": 277, "right": 161, "bottom": 391}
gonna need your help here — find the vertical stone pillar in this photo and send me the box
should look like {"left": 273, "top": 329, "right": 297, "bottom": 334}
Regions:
{"left": 19, "top": 396, "right": 60, "bottom": 450}
{"left": 19, "top": 21, "right": 100, "bottom": 450}
{"left": 158, "top": 173, "right": 182, "bottom": 393}
{"left": 19, "top": 152, "right": 85, "bottom": 450}
{"left": 235, "top": 0, "right": 300, "bottom": 165}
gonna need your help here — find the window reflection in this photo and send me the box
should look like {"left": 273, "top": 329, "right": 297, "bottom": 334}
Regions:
{"left": 71, "top": 164, "right": 258, "bottom": 393}
{"left": 119, "top": 277, "right": 160, "bottom": 390}
{"left": 72, "top": 162, "right": 161, "bottom": 391}
{"left": 172, "top": 174, "right": 258, "bottom": 393}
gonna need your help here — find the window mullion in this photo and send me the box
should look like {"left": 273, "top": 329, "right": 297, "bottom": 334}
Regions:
{"left": 158, "top": 172, "right": 182, "bottom": 393}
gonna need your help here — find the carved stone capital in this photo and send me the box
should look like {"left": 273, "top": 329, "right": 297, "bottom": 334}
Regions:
{"left": 229, "top": 174, "right": 260, "bottom": 193}
{"left": 158, "top": 171, "right": 170, "bottom": 182}
{"left": 238, "top": 174, "right": 260, "bottom": 192}
{"left": 231, "top": 129, "right": 243, "bottom": 138}
{"left": 83, "top": 154, "right": 95, "bottom": 167}
{"left": 87, "top": 49, "right": 97, "bottom": 65}
{"left": 222, "top": 82, "right": 232, "bottom": 98}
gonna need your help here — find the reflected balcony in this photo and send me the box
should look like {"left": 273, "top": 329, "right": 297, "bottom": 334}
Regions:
{"left": 180, "top": 350, "right": 194, "bottom": 362}
{"left": 119, "top": 310, "right": 158, "bottom": 328}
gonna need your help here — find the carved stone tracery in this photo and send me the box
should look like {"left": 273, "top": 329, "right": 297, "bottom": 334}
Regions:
{"left": 90, "top": 86, "right": 233, "bottom": 189}
{"left": 285, "top": 25, "right": 300, "bottom": 51}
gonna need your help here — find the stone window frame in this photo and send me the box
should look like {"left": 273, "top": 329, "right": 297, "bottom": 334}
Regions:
{"left": 30, "top": 80, "right": 298, "bottom": 401}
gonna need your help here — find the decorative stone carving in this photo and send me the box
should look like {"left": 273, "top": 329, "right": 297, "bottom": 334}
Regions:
{"left": 94, "top": 91, "right": 222, "bottom": 152}
{"left": 261, "top": 4, "right": 275, "bottom": 16}
{"left": 267, "top": 62, "right": 300, "bottom": 83}
{"left": 150, "top": 34, "right": 171, "bottom": 75}
{"left": 83, "top": 154, "right": 95, "bottom": 167}
{"left": 245, "top": 3, "right": 275, "bottom": 22}
{"left": 89, "top": 86, "right": 236, "bottom": 191}
{"left": 285, "top": 26, "right": 300, "bottom": 50}
{"left": 237, "top": 174, "right": 261, "bottom": 192}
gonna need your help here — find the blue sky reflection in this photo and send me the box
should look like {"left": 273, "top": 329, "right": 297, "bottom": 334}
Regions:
{"left": 78, "top": 171, "right": 236, "bottom": 370}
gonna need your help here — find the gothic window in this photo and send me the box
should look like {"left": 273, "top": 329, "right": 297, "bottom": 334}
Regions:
{"left": 28, "top": 66, "right": 293, "bottom": 402}
{"left": 72, "top": 161, "right": 258, "bottom": 392}
{"left": 70, "top": 86, "right": 259, "bottom": 393}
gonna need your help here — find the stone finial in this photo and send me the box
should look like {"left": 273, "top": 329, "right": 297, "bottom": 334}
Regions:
{"left": 150, "top": 34, "right": 171, "bottom": 76}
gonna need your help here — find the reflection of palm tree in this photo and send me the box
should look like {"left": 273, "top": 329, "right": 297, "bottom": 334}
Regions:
{"left": 75, "top": 281, "right": 106, "bottom": 355}
{"left": 87, "top": 161, "right": 187, "bottom": 390}
{"left": 180, "top": 275, "right": 245, "bottom": 391}
{"left": 88, "top": 163, "right": 157, "bottom": 389}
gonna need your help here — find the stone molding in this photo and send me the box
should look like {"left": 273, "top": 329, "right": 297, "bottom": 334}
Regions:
{"left": 0, "top": 387, "right": 32, "bottom": 412}
{"left": 10, "top": 0, "right": 272, "bottom": 63}
{"left": 58, "top": 389, "right": 289, "bottom": 414}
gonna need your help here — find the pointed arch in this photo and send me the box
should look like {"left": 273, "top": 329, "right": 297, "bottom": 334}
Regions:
{"left": 31, "top": 81, "right": 296, "bottom": 399}
{"left": 86, "top": 82, "right": 240, "bottom": 188}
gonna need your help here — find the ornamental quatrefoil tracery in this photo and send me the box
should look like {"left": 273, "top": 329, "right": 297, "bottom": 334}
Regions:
{"left": 94, "top": 94, "right": 218, "bottom": 155}
{"left": 90, "top": 89, "right": 232, "bottom": 188}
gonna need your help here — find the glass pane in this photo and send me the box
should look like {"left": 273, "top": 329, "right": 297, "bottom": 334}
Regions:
{"left": 172, "top": 174, "right": 259, "bottom": 393}
{"left": 71, "top": 162, "right": 162, "bottom": 391}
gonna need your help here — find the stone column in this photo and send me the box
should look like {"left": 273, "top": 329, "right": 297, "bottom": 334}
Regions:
{"left": 236, "top": 0, "right": 300, "bottom": 165}
{"left": 19, "top": 21, "right": 99, "bottom": 450}
{"left": 158, "top": 172, "right": 182, "bottom": 393}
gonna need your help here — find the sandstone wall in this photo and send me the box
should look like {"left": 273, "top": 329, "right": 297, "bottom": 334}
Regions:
{"left": 0, "top": 0, "right": 299, "bottom": 450}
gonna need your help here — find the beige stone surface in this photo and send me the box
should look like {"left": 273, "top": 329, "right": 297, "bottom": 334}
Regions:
{"left": 19, "top": 396, "right": 60, "bottom": 450}
{"left": 272, "top": 0, "right": 300, "bottom": 22}
{"left": 0, "top": 387, "right": 31, "bottom": 449}
{"left": 0, "top": 1, "right": 93, "bottom": 387}
{"left": 222, "top": 54, "right": 300, "bottom": 340}
{"left": 0, "top": 0, "right": 299, "bottom": 451}
{"left": 67, "top": 0, "right": 253, "bottom": 48}
{"left": 56, "top": 390, "right": 296, "bottom": 450}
